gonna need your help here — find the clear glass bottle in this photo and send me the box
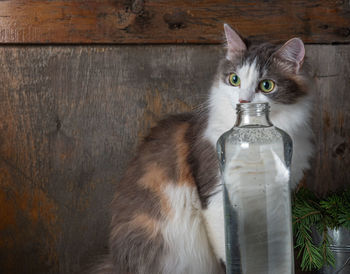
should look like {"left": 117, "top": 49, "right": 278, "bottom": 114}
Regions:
{"left": 217, "top": 103, "right": 294, "bottom": 274}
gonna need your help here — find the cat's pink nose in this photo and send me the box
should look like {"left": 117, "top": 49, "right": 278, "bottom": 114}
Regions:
{"left": 239, "top": 99, "right": 250, "bottom": 103}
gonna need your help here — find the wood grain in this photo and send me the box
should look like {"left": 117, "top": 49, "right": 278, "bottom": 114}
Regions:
{"left": 0, "top": 45, "right": 349, "bottom": 273}
{"left": 307, "top": 44, "right": 350, "bottom": 195}
{"left": 0, "top": 0, "right": 349, "bottom": 44}
{"left": 0, "top": 45, "right": 219, "bottom": 273}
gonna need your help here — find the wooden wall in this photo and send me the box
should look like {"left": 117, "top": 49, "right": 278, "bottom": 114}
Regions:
{"left": 1, "top": 44, "right": 349, "bottom": 274}
{"left": 0, "top": 1, "right": 349, "bottom": 274}
{"left": 0, "top": 0, "right": 349, "bottom": 44}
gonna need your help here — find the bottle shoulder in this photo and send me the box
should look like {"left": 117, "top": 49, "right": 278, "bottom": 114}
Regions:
{"left": 217, "top": 125, "right": 293, "bottom": 171}
{"left": 219, "top": 125, "right": 292, "bottom": 145}
{"left": 274, "top": 126, "right": 293, "bottom": 146}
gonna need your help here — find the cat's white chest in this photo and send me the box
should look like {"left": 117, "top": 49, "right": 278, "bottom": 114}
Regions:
{"left": 162, "top": 183, "right": 222, "bottom": 274}
{"left": 202, "top": 187, "right": 226, "bottom": 262}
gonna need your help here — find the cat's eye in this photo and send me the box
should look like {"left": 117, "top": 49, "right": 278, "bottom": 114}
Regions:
{"left": 259, "top": 79, "right": 275, "bottom": 93}
{"left": 229, "top": 73, "right": 241, "bottom": 86}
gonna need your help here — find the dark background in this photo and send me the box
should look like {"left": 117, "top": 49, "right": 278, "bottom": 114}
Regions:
{"left": 0, "top": 1, "right": 349, "bottom": 273}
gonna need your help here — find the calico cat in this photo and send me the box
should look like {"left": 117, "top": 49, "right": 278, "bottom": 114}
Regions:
{"left": 93, "top": 24, "right": 314, "bottom": 274}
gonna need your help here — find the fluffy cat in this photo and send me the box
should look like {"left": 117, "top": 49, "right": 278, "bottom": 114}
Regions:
{"left": 93, "top": 24, "right": 314, "bottom": 274}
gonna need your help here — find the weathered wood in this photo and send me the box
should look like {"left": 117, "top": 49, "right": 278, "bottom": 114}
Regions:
{"left": 0, "top": 45, "right": 219, "bottom": 273}
{"left": 307, "top": 45, "right": 350, "bottom": 195}
{"left": 0, "top": 0, "right": 349, "bottom": 44}
{"left": 0, "top": 45, "right": 349, "bottom": 273}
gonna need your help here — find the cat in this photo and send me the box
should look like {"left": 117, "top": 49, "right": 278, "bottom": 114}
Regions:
{"left": 92, "top": 24, "right": 314, "bottom": 274}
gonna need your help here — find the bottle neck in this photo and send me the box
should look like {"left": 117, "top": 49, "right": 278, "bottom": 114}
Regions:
{"left": 235, "top": 103, "right": 272, "bottom": 127}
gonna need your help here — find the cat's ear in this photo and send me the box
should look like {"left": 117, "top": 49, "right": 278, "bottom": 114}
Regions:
{"left": 224, "top": 24, "right": 246, "bottom": 59}
{"left": 275, "top": 38, "right": 305, "bottom": 72}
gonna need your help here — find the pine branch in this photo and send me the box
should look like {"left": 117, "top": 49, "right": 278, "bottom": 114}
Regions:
{"left": 320, "top": 222, "right": 336, "bottom": 268}
{"left": 292, "top": 186, "right": 350, "bottom": 271}
{"left": 293, "top": 210, "right": 320, "bottom": 225}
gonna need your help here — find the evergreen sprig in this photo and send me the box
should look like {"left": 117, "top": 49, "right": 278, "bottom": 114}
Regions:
{"left": 292, "top": 187, "right": 350, "bottom": 271}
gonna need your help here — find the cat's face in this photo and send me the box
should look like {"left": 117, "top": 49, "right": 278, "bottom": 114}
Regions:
{"left": 217, "top": 25, "right": 311, "bottom": 107}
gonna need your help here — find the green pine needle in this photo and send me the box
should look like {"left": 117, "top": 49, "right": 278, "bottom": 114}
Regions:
{"left": 292, "top": 186, "right": 350, "bottom": 271}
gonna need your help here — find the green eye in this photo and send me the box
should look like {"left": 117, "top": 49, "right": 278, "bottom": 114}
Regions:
{"left": 229, "top": 73, "right": 241, "bottom": 86}
{"left": 259, "top": 79, "right": 275, "bottom": 93}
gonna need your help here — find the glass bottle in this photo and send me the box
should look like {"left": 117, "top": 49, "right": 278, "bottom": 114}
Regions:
{"left": 217, "top": 103, "right": 294, "bottom": 274}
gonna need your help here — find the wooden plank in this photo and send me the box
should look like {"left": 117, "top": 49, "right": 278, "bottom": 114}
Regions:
{"left": 307, "top": 44, "right": 350, "bottom": 195}
{"left": 0, "top": 0, "right": 349, "bottom": 44}
{"left": 0, "top": 44, "right": 349, "bottom": 273}
{"left": 0, "top": 45, "right": 220, "bottom": 273}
